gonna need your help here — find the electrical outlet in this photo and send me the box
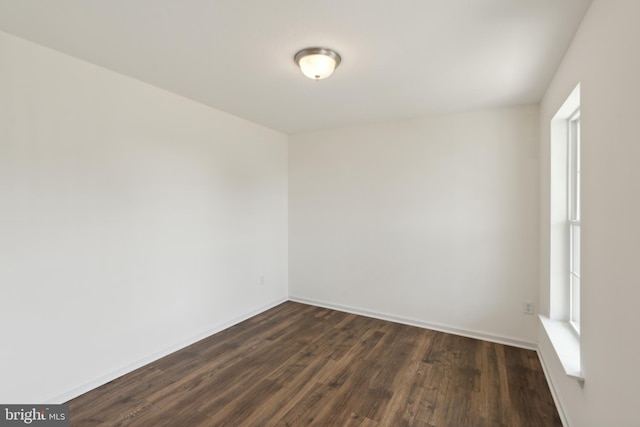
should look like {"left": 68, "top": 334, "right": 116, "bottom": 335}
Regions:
{"left": 260, "top": 275, "right": 265, "bottom": 286}
{"left": 523, "top": 300, "right": 535, "bottom": 315}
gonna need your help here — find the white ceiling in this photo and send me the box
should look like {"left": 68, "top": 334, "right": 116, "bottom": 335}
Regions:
{"left": 0, "top": 0, "right": 592, "bottom": 134}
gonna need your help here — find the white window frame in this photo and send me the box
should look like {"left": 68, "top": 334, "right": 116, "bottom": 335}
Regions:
{"left": 541, "top": 83, "right": 583, "bottom": 382}
{"left": 567, "top": 109, "right": 581, "bottom": 334}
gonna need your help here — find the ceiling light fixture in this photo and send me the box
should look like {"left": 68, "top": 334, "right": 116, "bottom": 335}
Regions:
{"left": 294, "top": 47, "right": 341, "bottom": 80}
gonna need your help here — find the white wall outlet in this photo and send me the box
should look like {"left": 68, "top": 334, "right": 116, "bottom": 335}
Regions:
{"left": 523, "top": 300, "right": 535, "bottom": 315}
{"left": 260, "top": 275, "right": 265, "bottom": 286}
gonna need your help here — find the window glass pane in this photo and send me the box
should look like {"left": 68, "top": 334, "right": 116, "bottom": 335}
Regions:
{"left": 572, "top": 225, "right": 580, "bottom": 275}
{"left": 571, "top": 274, "right": 581, "bottom": 329}
{"left": 576, "top": 120, "right": 581, "bottom": 220}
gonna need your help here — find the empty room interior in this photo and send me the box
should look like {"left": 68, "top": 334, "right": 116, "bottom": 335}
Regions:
{"left": 1, "top": 1, "right": 639, "bottom": 426}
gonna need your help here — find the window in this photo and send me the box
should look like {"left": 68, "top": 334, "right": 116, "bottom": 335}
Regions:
{"left": 568, "top": 109, "right": 581, "bottom": 333}
{"left": 541, "top": 83, "right": 583, "bottom": 382}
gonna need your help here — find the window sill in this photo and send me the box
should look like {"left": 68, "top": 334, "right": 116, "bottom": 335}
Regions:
{"left": 539, "top": 315, "right": 584, "bottom": 383}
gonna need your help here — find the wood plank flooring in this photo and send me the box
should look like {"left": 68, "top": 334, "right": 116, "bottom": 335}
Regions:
{"left": 68, "top": 302, "right": 562, "bottom": 426}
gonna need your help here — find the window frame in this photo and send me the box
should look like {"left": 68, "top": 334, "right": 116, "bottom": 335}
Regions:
{"left": 542, "top": 83, "right": 583, "bottom": 382}
{"left": 567, "top": 109, "right": 581, "bottom": 334}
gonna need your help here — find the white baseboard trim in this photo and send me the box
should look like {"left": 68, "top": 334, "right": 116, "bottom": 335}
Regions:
{"left": 288, "top": 296, "right": 537, "bottom": 350}
{"left": 46, "top": 297, "right": 288, "bottom": 404}
{"left": 537, "top": 345, "right": 570, "bottom": 427}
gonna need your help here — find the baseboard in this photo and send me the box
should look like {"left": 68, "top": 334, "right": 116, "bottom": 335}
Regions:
{"left": 537, "top": 345, "right": 570, "bottom": 427}
{"left": 288, "top": 296, "right": 537, "bottom": 350}
{"left": 46, "top": 297, "right": 288, "bottom": 404}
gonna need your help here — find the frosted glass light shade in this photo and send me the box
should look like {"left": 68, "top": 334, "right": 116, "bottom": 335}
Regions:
{"left": 294, "top": 48, "right": 341, "bottom": 80}
{"left": 298, "top": 54, "right": 336, "bottom": 80}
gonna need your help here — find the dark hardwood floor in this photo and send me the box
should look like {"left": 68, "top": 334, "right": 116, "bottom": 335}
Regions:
{"left": 68, "top": 301, "right": 562, "bottom": 426}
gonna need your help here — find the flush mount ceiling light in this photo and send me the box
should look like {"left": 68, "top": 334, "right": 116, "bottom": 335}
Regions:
{"left": 294, "top": 47, "right": 341, "bottom": 80}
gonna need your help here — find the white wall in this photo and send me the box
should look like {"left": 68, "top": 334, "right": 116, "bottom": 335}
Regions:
{"left": 289, "top": 105, "right": 540, "bottom": 345}
{"left": 0, "top": 31, "right": 288, "bottom": 403}
{"left": 538, "top": 1, "right": 640, "bottom": 426}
